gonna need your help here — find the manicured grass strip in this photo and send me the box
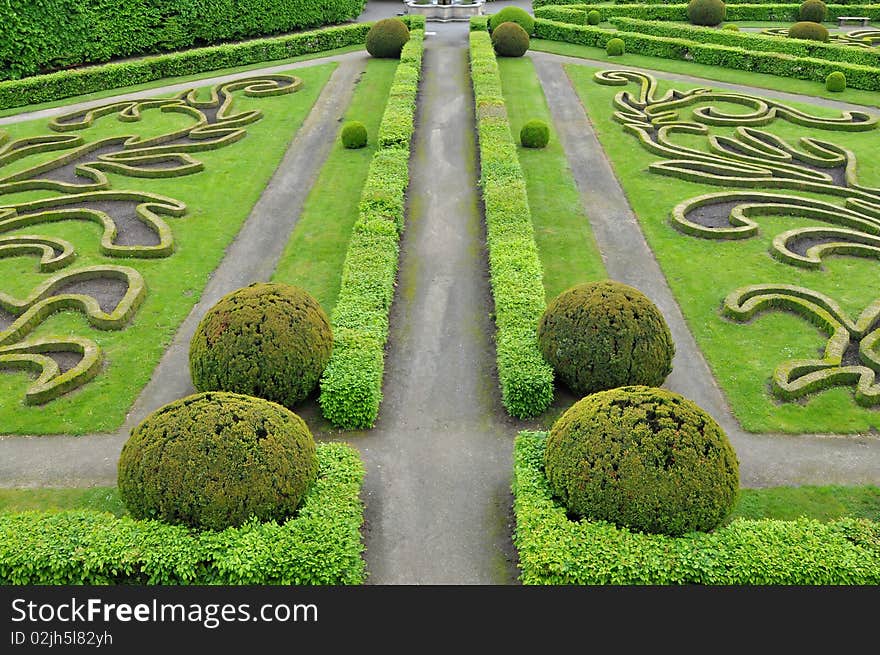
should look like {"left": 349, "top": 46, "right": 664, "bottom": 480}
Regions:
{"left": 318, "top": 30, "right": 425, "bottom": 429}
{"left": 513, "top": 431, "right": 880, "bottom": 584}
{"left": 272, "top": 58, "right": 399, "bottom": 313}
{"left": 0, "top": 487, "right": 125, "bottom": 516}
{"left": 496, "top": 57, "right": 606, "bottom": 300}
{"left": 0, "top": 443, "right": 366, "bottom": 585}
{"left": 0, "top": 16, "right": 427, "bottom": 112}
{"left": 731, "top": 485, "right": 880, "bottom": 523}
{"left": 533, "top": 17, "right": 880, "bottom": 91}
{"left": 470, "top": 30, "right": 555, "bottom": 419}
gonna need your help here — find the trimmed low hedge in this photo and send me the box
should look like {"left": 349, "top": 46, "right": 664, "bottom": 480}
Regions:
{"left": 0, "top": 443, "right": 366, "bottom": 585}
{"left": 470, "top": 29, "right": 555, "bottom": 418}
{"left": 0, "top": 0, "right": 366, "bottom": 81}
{"left": 535, "top": 0, "right": 870, "bottom": 4}
{"left": 318, "top": 29, "right": 425, "bottom": 429}
{"left": 513, "top": 431, "right": 880, "bottom": 584}
{"left": 535, "top": 4, "right": 880, "bottom": 23}
{"left": 0, "top": 17, "right": 427, "bottom": 112}
{"left": 534, "top": 18, "right": 880, "bottom": 91}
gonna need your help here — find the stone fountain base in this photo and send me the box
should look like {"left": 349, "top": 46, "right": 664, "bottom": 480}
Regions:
{"left": 405, "top": 1, "right": 485, "bottom": 22}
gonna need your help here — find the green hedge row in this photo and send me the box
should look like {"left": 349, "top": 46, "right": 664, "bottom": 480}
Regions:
{"left": 611, "top": 18, "right": 880, "bottom": 69}
{"left": 470, "top": 29, "right": 555, "bottom": 419}
{"left": 534, "top": 0, "right": 877, "bottom": 8}
{"left": 318, "top": 28, "right": 425, "bottom": 429}
{"left": 535, "top": 4, "right": 880, "bottom": 22}
{"left": 0, "top": 443, "right": 365, "bottom": 584}
{"left": 513, "top": 431, "right": 880, "bottom": 584}
{"left": 0, "top": 18, "right": 426, "bottom": 112}
{"left": 0, "top": 0, "right": 366, "bottom": 81}
{"left": 534, "top": 18, "right": 880, "bottom": 90}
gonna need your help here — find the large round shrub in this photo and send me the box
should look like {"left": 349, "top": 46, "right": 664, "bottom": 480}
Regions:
{"left": 826, "top": 71, "right": 847, "bottom": 92}
{"left": 489, "top": 6, "right": 535, "bottom": 34}
{"left": 190, "top": 283, "right": 332, "bottom": 408}
{"left": 492, "top": 22, "right": 530, "bottom": 57}
{"left": 520, "top": 119, "right": 550, "bottom": 148}
{"left": 341, "top": 121, "right": 367, "bottom": 149}
{"left": 606, "top": 37, "right": 625, "bottom": 56}
{"left": 544, "top": 386, "right": 740, "bottom": 536}
{"left": 788, "top": 21, "right": 829, "bottom": 41}
{"left": 687, "top": 0, "right": 726, "bottom": 26}
{"left": 587, "top": 10, "right": 601, "bottom": 25}
{"left": 118, "top": 392, "right": 318, "bottom": 531}
{"left": 799, "top": 0, "right": 827, "bottom": 23}
{"left": 537, "top": 280, "right": 674, "bottom": 396}
{"left": 366, "top": 18, "right": 410, "bottom": 58}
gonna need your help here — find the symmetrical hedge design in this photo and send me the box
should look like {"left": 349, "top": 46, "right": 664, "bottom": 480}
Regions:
{"left": 0, "top": 0, "right": 366, "bottom": 81}
{"left": 0, "top": 443, "right": 366, "bottom": 585}
{"left": 592, "top": 68, "right": 880, "bottom": 405}
{"left": 469, "top": 28, "right": 555, "bottom": 418}
{"left": 0, "top": 76, "right": 298, "bottom": 403}
{"left": 318, "top": 28, "right": 425, "bottom": 429}
{"left": 535, "top": 3, "right": 880, "bottom": 22}
{"left": 513, "top": 431, "right": 880, "bottom": 584}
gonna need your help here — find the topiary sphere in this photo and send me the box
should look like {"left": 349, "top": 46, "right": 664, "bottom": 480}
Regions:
{"left": 366, "top": 18, "right": 410, "bottom": 58}
{"left": 722, "top": 23, "right": 740, "bottom": 31}
{"left": 118, "top": 392, "right": 318, "bottom": 531}
{"left": 341, "top": 121, "right": 367, "bottom": 149}
{"left": 520, "top": 119, "right": 550, "bottom": 148}
{"left": 492, "top": 22, "right": 530, "bottom": 57}
{"left": 587, "top": 10, "right": 601, "bottom": 25}
{"left": 788, "top": 21, "right": 829, "bottom": 41}
{"left": 190, "top": 283, "right": 332, "bottom": 408}
{"left": 799, "top": 0, "right": 827, "bottom": 23}
{"left": 687, "top": 0, "right": 727, "bottom": 26}
{"left": 826, "top": 71, "right": 846, "bottom": 92}
{"left": 606, "top": 37, "right": 625, "bottom": 56}
{"left": 488, "top": 6, "right": 535, "bottom": 34}
{"left": 537, "top": 280, "right": 674, "bottom": 396}
{"left": 544, "top": 386, "right": 740, "bottom": 536}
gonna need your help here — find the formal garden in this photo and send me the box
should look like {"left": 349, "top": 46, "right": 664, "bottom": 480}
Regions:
{"left": 0, "top": 0, "right": 877, "bottom": 585}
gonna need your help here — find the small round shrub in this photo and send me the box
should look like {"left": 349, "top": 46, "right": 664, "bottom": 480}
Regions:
{"left": 722, "top": 23, "right": 740, "bottom": 31}
{"left": 544, "top": 386, "right": 740, "bottom": 536}
{"left": 190, "top": 283, "right": 332, "bottom": 408}
{"left": 341, "top": 121, "right": 367, "bottom": 149}
{"left": 365, "top": 18, "right": 410, "bottom": 58}
{"left": 537, "top": 280, "right": 674, "bottom": 396}
{"left": 488, "top": 6, "right": 535, "bottom": 35}
{"left": 788, "top": 21, "right": 829, "bottom": 41}
{"left": 520, "top": 119, "right": 550, "bottom": 148}
{"left": 799, "top": 0, "right": 827, "bottom": 23}
{"left": 826, "top": 71, "right": 847, "bottom": 92}
{"left": 606, "top": 37, "right": 625, "bottom": 56}
{"left": 118, "top": 392, "right": 318, "bottom": 531}
{"left": 687, "top": 0, "right": 726, "bottom": 27}
{"left": 587, "top": 10, "right": 601, "bottom": 25}
{"left": 492, "top": 22, "right": 530, "bottom": 57}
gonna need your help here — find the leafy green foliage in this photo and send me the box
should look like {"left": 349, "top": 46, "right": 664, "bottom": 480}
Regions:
{"left": 538, "top": 281, "right": 674, "bottom": 395}
{"left": 341, "top": 121, "right": 368, "bottom": 149}
{"left": 366, "top": 18, "right": 411, "bottom": 59}
{"left": 118, "top": 392, "right": 318, "bottom": 531}
{"left": 826, "top": 70, "right": 847, "bottom": 91}
{"left": 544, "top": 388, "right": 739, "bottom": 536}
{"left": 606, "top": 37, "right": 626, "bottom": 55}
{"left": 688, "top": 0, "right": 727, "bottom": 26}
{"left": 723, "top": 22, "right": 740, "bottom": 29}
{"left": 789, "top": 20, "right": 830, "bottom": 41}
{"left": 470, "top": 30, "right": 555, "bottom": 418}
{"left": 588, "top": 10, "right": 602, "bottom": 25}
{"left": 489, "top": 7, "right": 536, "bottom": 34}
{"left": 514, "top": 431, "right": 880, "bottom": 584}
{"left": 799, "top": 0, "right": 828, "bottom": 21}
{"left": 0, "top": 443, "right": 365, "bottom": 584}
{"left": 190, "top": 283, "right": 332, "bottom": 408}
{"left": 520, "top": 119, "right": 550, "bottom": 148}
{"left": 318, "top": 30, "right": 425, "bottom": 428}
{"left": 492, "top": 22, "right": 531, "bottom": 57}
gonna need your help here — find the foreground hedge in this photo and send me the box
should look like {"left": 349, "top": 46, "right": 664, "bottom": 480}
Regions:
{"left": 470, "top": 30, "right": 555, "bottom": 418}
{"left": 318, "top": 29, "right": 425, "bottom": 429}
{"left": 0, "top": 16, "right": 426, "bottom": 112}
{"left": 0, "top": 0, "right": 366, "bottom": 81}
{"left": 514, "top": 432, "right": 880, "bottom": 584}
{"left": 0, "top": 443, "right": 365, "bottom": 585}
{"left": 534, "top": 18, "right": 880, "bottom": 91}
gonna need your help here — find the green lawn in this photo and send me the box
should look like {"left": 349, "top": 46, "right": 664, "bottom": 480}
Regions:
{"left": 0, "top": 63, "right": 335, "bottom": 434}
{"left": 272, "top": 58, "right": 398, "bottom": 313}
{"left": 530, "top": 40, "right": 880, "bottom": 108}
{"left": 567, "top": 63, "right": 880, "bottom": 432}
{"left": 496, "top": 57, "right": 606, "bottom": 301}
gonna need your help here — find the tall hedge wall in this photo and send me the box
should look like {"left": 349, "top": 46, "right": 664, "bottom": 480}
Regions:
{"left": 0, "top": 0, "right": 367, "bottom": 81}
